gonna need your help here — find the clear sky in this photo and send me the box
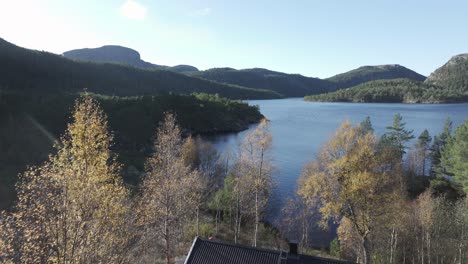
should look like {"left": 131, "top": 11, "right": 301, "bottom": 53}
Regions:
{"left": 0, "top": 0, "right": 467, "bottom": 78}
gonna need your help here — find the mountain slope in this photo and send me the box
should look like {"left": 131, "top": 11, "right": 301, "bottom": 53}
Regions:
{"left": 304, "top": 78, "right": 468, "bottom": 103}
{"left": 425, "top": 54, "right": 468, "bottom": 92}
{"left": 187, "top": 67, "right": 335, "bottom": 97}
{"left": 0, "top": 38, "right": 280, "bottom": 99}
{"left": 326, "top": 64, "right": 426, "bottom": 89}
{"left": 63, "top": 45, "right": 198, "bottom": 73}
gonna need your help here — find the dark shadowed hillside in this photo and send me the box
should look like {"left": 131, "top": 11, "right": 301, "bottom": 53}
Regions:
{"left": 188, "top": 67, "right": 335, "bottom": 97}
{"left": 0, "top": 38, "right": 280, "bottom": 99}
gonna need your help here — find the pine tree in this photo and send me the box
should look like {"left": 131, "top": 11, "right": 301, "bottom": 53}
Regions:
{"left": 416, "top": 129, "right": 432, "bottom": 176}
{"left": 381, "top": 113, "right": 414, "bottom": 158}
{"left": 359, "top": 116, "right": 374, "bottom": 135}
{"left": 432, "top": 118, "right": 452, "bottom": 176}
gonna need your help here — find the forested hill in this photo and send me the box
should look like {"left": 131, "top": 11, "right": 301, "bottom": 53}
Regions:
{"left": 305, "top": 55, "right": 468, "bottom": 103}
{"left": 326, "top": 64, "right": 426, "bottom": 89}
{"left": 187, "top": 67, "right": 335, "bottom": 97}
{"left": 304, "top": 78, "right": 468, "bottom": 103}
{"left": 0, "top": 38, "right": 280, "bottom": 100}
{"left": 63, "top": 45, "right": 198, "bottom": 73}
{"left": 425, "top": 53, "right": 468, "bottom": 92}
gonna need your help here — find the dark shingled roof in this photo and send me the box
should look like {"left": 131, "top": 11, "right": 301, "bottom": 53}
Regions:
{"left": 184, "top": 237, "right": 356, "bottom": 264}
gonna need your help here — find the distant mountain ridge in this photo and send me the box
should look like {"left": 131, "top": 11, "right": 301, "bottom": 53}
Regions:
{"left": 187, "top": 67, "right": 335, "bottom": 97}
{"left": 63, "top": 45, "right": 429, "bottom": 98}
{"left": 5, "top": 38, "right": 467, "bottom": 102}
{"left": 63, "top": 45, "right": 198, "bottom": 73}
{"left": 0, "top": 38, "right": 279, "bottom": 99}
{"left": 326, "top": 64, "right": 427, "bottom": 89}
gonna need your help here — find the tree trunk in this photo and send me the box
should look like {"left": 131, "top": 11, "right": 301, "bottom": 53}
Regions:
{"left": 196, "top": 207, "right": 200, "bottom": 237}
{"left": 362, "top": 237, "right": 371, "bottom": 264}
{"left": 422, "top": 150, "right": 426, "bottom": 176}
{"left": 215, "top": 202, "right": 219, "bottom": 234}
{"left": 427, "top": 233, "right": 431, "bottom": 264}
{"left": 254, "top": 191, "right": 258, "bottom": 247}
{"left": 165, "top": 225, "right": 174, "bottom": 264}
{"left": 390, "top": 227, "right": 395, "bottom": 264}
{"left": 234, "top": 191, "right": 239, "bottom": 243}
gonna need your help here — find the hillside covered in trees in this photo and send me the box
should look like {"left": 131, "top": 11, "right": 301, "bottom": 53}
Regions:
{"left": 326, "top": 64, "right": 426, "bottom": 89}
{"left": 187, "top": 67, "right": 335, "bottom": 97}
{"left": 425, "top": 53, "right": 468, "bottom": 92}
{"left": 305, "top": 54, "right": 468, "bottom": 103}
{"left": 63, "top": 44, "right": 434, "bottom": 98}
{"left": 0, "top": 38, "right": 280, "bottom": 100}
{"left": 304, "top": 78, "right": 468, "bottom": 103}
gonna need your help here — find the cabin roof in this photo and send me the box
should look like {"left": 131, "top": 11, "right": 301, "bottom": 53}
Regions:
{"left": 184, "top": 237, "right": 356, "bottom": 264}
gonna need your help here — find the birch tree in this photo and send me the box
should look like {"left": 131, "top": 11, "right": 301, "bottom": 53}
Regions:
{"left": 137, "top": 113, "right": 198, "bottom": 264}
{"left": 238, "top": 118, "right": 274, "bottom": 247}
{"left": 298, "top": 121, "right": 402, "bottom": 264}
{"left": 3, "top": 95, "right": 131, "bottom": 263}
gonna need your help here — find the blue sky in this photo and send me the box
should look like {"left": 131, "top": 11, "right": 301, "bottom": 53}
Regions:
{"left": 0, "top": 0, "right": 467, "bottom": 78}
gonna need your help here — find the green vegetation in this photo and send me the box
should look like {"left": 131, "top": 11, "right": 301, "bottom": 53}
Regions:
{"left": 305, "top": 78, "right": 468, "bottom": 103}
{"left": 188, "top": 67, "right": 334, "bottom": 97}
{"left": 0, "top": 38, "right": 280, "bottom": 100}
{"left": 326, "top": 64, "right": 426, "bottom": 89}
{"left": 380, "top": 113, "right": 415, "bottom": 157}
{"left": 307, "top": 55, "right": 468, "bottom": 104}
{"left": 441, "top": 120, "right": 468, "bottom": 192}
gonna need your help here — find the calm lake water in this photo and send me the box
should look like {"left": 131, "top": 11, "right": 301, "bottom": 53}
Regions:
{"left": 205, "top": 98, "right": 468, "bottom": 246}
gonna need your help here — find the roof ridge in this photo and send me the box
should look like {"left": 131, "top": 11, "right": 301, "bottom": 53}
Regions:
{"left": 197, "top": 237, "right": 283, "bottom": 255}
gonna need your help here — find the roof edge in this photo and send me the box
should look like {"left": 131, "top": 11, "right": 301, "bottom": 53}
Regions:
{"left": 184, "top": 236, "right": 200, "bottom": 264}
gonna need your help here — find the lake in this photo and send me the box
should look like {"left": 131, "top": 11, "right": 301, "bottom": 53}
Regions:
{"left": 205, "top": 98, "right": 468, "bottom": 246}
